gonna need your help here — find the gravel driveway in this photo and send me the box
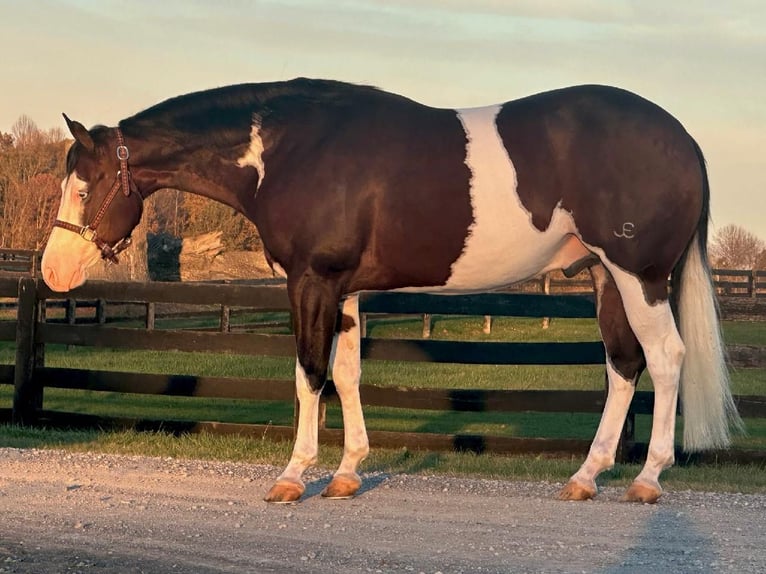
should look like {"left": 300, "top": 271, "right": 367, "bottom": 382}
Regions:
{"left": 0, "top": 448, "right": 763, "bottom": 573}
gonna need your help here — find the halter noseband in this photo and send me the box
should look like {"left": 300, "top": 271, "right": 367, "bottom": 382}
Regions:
{"left": 53, "top": 129, "right": 140, "bottom": 264}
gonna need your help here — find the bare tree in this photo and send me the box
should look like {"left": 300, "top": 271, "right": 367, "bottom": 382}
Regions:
{"left": 709, "top": 224, "right": 766, "bottom": 269}
{"left": 0, "top": 116, "right": 68, "bottom": 249}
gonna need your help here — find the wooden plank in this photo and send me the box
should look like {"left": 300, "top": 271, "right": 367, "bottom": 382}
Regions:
{"left": 38, "top": 324, "right": 297, "bottom": 356}
{"left": 735, "top": 395, "right": 766, "bottom": 418}
{"left": 35, "top": 411, "right": 296, "bottom": 441}
{"left": 327, "top": 383, "right": 655, "bottom": 415}
{"left": 0, "top": 277, "right": 21, "bottom": 297}
{"left": 332, "top": 384, "right": 608, "bottom": 413}
{"left": 361, "top": 338, "right": 605, "bottom": 365}
{"left": 0, "top": 364, "right": 13, "bottom": 385}
{"left": 37, "top": 280, "right": 291, "bottom": 309}
{"left": 38, "top": 323, "right": 605, "bottom": 365}
{"left": 0, "top": 322, "right": 16, "bottom": 341}
{"left": 712, "top": 269, "right": 755, "bottom": 277}
{"left": 362, "top": 430, "right": 593, "bottom": 456}
{"left": 0, "top": 259, "right": 32, "bottom": 273}
{"left": 359, "top": 291, "right": 596, "bottom": 318}
{"left": 40, "top": 367, "right": 295, "bottom": 401}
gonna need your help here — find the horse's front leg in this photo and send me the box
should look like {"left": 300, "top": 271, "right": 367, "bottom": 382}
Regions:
{"left": 264, "top": 272, "right": 340, "bottom": 503}
{"left": 322, "top": 294, "right": 369, "bottom": 499}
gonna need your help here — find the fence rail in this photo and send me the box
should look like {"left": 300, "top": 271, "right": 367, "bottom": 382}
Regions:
{"left": 1, "top": 276, "right": 764, "bottom": 464}
{"left": 0, "top": 249, "right": 38, "bottom": 276}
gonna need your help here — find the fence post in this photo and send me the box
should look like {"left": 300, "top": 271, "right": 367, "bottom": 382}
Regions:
{"left": 146, "top": 302, "right": 156, "bottom": 330}
{"left": 482, "top": 315, "right": 492, "bottom": 335}
{"left": 30, "top": 251, "right": 39, "bottom": 278}
{"left": 13, "top": 277, "right": 41, "bottom": 425}
{"left": 96, "top": 298, "right": 107, "bottom": 325}
{"left": 220, "top": 305, "right": 231, "bottom": 332}
{"left": 541, "top": 274, "right": 551, "bottom": 329}
{"left": 751, "top": 269, "right": 757, "bottom": 299}
{"left": 65, "top": 298, "right": 76, "bottom": 325}
{"left": 35, "top": 296, "right": 46, "bottom": 369}
{"left": 422, "top": 314, "right": 432, "bottom": 339}
{"left": 360, "top": 313, "right": 367, "bottom": 338}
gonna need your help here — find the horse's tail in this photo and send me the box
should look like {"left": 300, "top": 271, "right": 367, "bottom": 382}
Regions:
{"left": 671, "top": 139, "right": 743, "bottom": 451}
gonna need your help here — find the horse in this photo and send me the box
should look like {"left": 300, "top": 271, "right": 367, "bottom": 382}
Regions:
{"left": 41, "top": 78, "right": 742, "bottom": 504}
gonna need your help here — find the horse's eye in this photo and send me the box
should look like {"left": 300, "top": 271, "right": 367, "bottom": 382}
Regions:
{"left": 78, "top": 189, "right": 89, "bottom": 200}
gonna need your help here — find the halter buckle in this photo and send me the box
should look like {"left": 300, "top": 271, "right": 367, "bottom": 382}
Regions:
{"left": 79, "top": 226, "right": 97, "bottom": 242}
{"left": 116, "top": 145, "right": 130, "bottom": 161}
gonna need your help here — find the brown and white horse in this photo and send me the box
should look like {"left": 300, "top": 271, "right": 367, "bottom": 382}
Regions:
{"left": 41, "top": 79, "right": 741, "bottom": 504}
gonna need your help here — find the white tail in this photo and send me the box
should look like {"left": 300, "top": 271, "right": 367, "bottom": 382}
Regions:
{"left": 675, "top": 229, "right": 743, "bottom": 451}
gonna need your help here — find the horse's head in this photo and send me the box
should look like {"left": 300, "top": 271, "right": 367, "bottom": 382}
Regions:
{"left": 41, "top": 115, "right": 144, "bottom": 291}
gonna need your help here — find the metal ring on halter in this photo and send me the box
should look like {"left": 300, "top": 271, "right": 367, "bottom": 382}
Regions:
{"left": 116, "top": 145, "right": 129, "bottom": 161}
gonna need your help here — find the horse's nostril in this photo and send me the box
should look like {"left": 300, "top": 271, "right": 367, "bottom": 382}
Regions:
{"left": 43, "top": 266, "right": 61, "bottom": 290}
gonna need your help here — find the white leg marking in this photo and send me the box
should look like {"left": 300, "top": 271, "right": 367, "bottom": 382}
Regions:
{"left": 331, "top": 295, "right": 369, "bottom": 478}
{"left": 237, "top": 122, "right": 266, "bottom": 193}
{"left": 277, "top": 360, "right": 320, "bottom": 486}
{"left": 604, "top": 261, "right": 685, "bottom": 491}
{"left": 571, "top": 358, "right": 636, "bottom": 488}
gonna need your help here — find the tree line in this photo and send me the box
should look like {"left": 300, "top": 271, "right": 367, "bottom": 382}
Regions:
{"left": 0, "top": 114, "right": 764, "bottom": 270}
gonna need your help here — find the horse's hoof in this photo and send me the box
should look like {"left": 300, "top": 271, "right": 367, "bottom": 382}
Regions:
{"left": 321, "top": 473, "right": 362, "bottom": 499}
{"left": 621, "top": 480, "right": 662, "bottom": 504}
{"left": 264, "top": 480, "right": 305, "bottom": 504}
{"left": 557, "top": 479, "right": 597, "bottom": 501}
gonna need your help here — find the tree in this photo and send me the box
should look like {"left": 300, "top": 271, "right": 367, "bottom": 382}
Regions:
{"left": 181, "top": 194, "right": 261, "bottom": 251}
{"left": 756, "top": 249, "right": 766, "bottom": 271}
{"left": 0, "top": 117, "right": 68, "bottom": 249}
{"left": 0, "top": 173, "right": 60, "bottom": 249}
{"left": 709, "top": 224, "right": 766, "bottom": 270}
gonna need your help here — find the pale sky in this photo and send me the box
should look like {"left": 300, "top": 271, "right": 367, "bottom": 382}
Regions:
{"left": 1, "top": 0, "right": 764, "bottom": 240}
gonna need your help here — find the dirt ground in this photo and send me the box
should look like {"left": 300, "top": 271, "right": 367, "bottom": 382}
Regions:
{"left": 0, "top": 448, "right": 764, "bottom": 574}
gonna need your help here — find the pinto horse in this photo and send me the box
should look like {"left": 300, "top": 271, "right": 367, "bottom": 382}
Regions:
{"left": 42, "top": 79, "right": 741, "bottom": 504}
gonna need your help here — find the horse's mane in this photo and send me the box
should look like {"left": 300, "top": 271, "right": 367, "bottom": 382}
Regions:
{"left": 119, "top": 79, "right": 385, "bottom": 142}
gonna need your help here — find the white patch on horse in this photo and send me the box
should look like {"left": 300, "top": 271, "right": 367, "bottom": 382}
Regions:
{"left": 439, "top": 106, "right": 578, "bottom": 292}
{"left": 40, "top": 173, "right": 100, "bottom": 291}
{"left": 58, "top": 174, "right": 87, "bottom": 226}
{"left": 237, "top": 123, "right": 266, "bottom": 193}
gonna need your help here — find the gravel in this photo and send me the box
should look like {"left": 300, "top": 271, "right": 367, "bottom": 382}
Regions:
{"left": 0, "top": 448, "right": 764, "bottom": 573}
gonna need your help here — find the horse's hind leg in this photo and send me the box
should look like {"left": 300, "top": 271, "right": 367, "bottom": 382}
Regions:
{"left": 603, "top": 261, "right": 685, "bottom": 503}
{"left": 559, "top": 264, "right": 645, "bottom": 500}
{"left": 264, "top": 270, "right": 341, "bottom": 503}
{"left": 322, "top": 294, "right": 370, "bottom": 499}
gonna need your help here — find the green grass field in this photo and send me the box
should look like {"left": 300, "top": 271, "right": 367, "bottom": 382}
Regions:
{"left": 0, "top": 314, "right": 764, "bottom": 492}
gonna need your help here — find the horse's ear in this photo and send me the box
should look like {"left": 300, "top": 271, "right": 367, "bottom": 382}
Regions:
{"left": 63, "top": 113, "right": 95, "bottom": 152}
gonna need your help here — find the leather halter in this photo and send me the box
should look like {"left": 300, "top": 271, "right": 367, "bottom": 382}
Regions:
{"left": 53, "top": 129, "right": 140, "bottom": 264}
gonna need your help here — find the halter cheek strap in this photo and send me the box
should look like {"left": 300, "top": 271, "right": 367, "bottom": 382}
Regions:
{"left": 53, "top": 129, "right": 141, "bottom": 264}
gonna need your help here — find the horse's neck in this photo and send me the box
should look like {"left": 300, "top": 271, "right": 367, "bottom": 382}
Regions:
{"left": 131, "top": 131, "right": 257, "bottom": 214}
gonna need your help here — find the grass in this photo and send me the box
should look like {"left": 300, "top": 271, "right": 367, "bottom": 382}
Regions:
{"left": 0, "top": 313, "right": 764, "bottom": 492}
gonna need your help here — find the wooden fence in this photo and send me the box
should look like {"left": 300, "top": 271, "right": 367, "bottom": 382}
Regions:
{"left": 1, "top": 276, "right": 765, "bottom": 465}
{"left": 0, "top": 249, "right": 38, "bottom": 277}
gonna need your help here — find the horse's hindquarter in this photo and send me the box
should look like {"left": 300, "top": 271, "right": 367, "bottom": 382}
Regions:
{"left": 495, "top": 85, "right": 704, "bottom": 280}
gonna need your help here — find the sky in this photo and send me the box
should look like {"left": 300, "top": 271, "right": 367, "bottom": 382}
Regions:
{"left": 1, "top": 0, "right": 765, "bottom": 240}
